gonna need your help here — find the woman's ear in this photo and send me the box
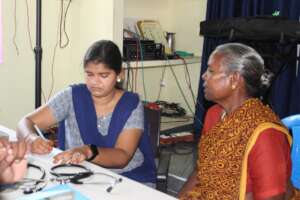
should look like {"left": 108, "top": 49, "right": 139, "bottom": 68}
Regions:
{"left": 119, "top": 68, "right": 125, "bottom": 82}
{"left": 229, "top": 72, "right": 242, "bottom": 90}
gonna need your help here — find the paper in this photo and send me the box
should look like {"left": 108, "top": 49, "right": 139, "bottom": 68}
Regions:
{"left": 0, "top": 124, "right": 17, "bottom": 141}
{"left": 16, "top": 184, "right": 90, "bottom": 200}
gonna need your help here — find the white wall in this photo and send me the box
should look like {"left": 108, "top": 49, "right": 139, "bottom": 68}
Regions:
{"left": 168, "top": 0, "right": 207, "bottom": 56}
{"left": 0, "top": 0, "right": 123, "bottom": 129}
{"left": 124, "top": 0, "right": 207, "bottom": 114}
{"left": 0, "top": 0, "right": 207, "bottom": 128}
{"left": 124, "top": 0, "right": 207, "bottom": 56}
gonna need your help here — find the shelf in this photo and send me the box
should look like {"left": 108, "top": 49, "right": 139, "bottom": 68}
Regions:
{"left": 123, "top": 56, "right": 201, "bottom": 69}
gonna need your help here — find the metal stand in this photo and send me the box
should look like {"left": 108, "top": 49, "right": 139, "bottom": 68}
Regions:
{"left": 34, "top": 0, "right": 42, "bottom": 108}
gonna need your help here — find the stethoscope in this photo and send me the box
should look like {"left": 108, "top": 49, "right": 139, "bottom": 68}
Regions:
{"left": 6, "top": 163, "right": 122, "bottom": 195}
{"left": 49, "top": 164, "right": 123, "bottom": 192}
{"left": 20, "top": 163, "right": 47, "bottom": 194}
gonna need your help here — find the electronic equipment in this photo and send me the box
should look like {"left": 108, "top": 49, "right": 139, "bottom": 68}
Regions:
{"left": 137, "top": 20, "right": 172, "bottom": 55}
{"left": 123, "top": 38, "right": 165, "bottom": 61}
{"left": 200, "top": 16, "right": 300, "bottom": 42}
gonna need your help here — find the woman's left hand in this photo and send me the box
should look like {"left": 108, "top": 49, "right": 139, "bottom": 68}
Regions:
{"left": 53, "top": 146, "right": 88, "bottom": 164}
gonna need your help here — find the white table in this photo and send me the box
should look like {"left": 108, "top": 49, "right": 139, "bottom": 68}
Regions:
{"left": 0, "top": 148, "right": 177, "bottom": 200}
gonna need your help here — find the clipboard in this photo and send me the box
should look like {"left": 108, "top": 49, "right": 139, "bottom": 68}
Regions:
{"left": 137, "top": 20, "right": 171, "bottom": 55}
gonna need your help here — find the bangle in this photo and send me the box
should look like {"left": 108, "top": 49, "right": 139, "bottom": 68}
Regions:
{"left": 86, "top": 144, "right": 99, "bottom": 161}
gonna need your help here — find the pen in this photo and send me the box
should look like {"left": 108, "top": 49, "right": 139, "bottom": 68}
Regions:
{"left": 33, "top": 124, "right": 46, "bottom": 140}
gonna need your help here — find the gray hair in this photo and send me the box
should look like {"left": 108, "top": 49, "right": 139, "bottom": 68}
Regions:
{"left": 211, "top": 43, "right": 273, "bottom": 97}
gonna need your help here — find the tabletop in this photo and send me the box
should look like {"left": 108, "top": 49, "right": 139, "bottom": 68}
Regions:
{"left": 0, "top": 148, "right": 178, "bottom": 200}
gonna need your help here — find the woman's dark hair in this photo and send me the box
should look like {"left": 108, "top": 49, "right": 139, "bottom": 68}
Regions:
{"left": 83, "top": 40, "right": 122, "bottom": 75}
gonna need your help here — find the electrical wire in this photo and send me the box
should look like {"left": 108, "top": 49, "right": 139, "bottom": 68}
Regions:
{"left": 123, "top": 61, "right": 132, "bottom": 91}
{"left": 47, "top": 1, "right": 64, "bottom": 101}
{"left": 165, "top": 57, "right": 204, "bottom": 127}
{"left": 13, "top": 0, "right": 19, "bottom": 55}
{"left": 126, "top": 61, "right": 134, "bottom": 91}
{"left": 134, "top": 41, "right": 139, "bottom": 92}
{"left": 59, "top": 0, "right": 71, "bottom": 49}
{"left": 156, "top": 61, "right": 168, "bottom": 101}
{"left": 25, "top": 0, "right": 33, "bottom": 51}
{"left": 47, "top": 0, "right": 73, "bottom": 100}
{"left": 180, "top": 57, "right": 196, "bottom": 107}
{"left": 138, "top": 40, "right": 147, "bottom": 101}
{"left": 167, "top": 60, "right": 194, "bottom": 115}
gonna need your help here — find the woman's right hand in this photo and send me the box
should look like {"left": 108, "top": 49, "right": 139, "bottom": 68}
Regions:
{"left": 30, "top": 137, "right": 54, "bottom": 154}
{"left": 0, "top": 137, "right": 28, "bottom": 183}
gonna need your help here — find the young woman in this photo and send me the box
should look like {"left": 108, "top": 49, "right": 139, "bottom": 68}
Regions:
{"left": 17, "top": 40, "right": 156, "bottom": 187}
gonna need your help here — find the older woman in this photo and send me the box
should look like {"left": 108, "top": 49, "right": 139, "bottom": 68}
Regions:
{"left": 179, "top": 43, "right": 293, "bottom": 200}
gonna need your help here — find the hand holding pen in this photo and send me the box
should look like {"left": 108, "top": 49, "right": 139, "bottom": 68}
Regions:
{"left": 30, "top": 125, "right": 54, "bottom": 154}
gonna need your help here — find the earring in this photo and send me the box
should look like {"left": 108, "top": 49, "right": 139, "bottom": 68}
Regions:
{"left": 117, "top": 77, "right": 121, "bottom": 83}
{"left": 231, "top": 85, "right": 236, "bottom": 90}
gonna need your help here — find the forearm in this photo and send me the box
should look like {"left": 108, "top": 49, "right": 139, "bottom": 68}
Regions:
{"left": 17, "top": 117, "right": 37, "bottom": 141}
{"left": 86, "top": 146, "right": 132, "bottom": 168}
{"left": 178, "top": 169, "right": 198, "bottom": 198}
{"left": 17, "top": 117, "right": 38, "bottom": 141}
{"left": 17, "top": 117, "right": 54, "bottom": 154}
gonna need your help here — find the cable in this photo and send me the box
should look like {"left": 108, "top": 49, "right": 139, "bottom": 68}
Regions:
{"left": 140, "top": 47, "right": 148, "bottom": 101}
{"left": 126, "top": 61, "right": 134, "bottom": 91}
{"left": 25, "top": 0, "right": 34, "bottom": 51}
{"left": 59, "top": 0, "right": 72, "bottom": 49}
{"left": 134, "top": 41, "right": 139, "bottom": 92}
{"left": 135, "top": 34, "right": 148, "bottom": 101}
{"left": 156, "top": 62, "right": 168, "bottom": 101}
{"left": 165, "top": 57, "right": 204, "bottom": 127}
{"left": 180, "top": 57, "right": 196, "bottom": 107}
{"left": 168, "top": 60, "right": 194, "bottom": 115}
{"left": 47, "top": 0, "right": 69, "bottom": 100}
{"left": 13, "top": 0, "right": 19, "bottom": 55}
{"left": 47, "top": 17, "right": 61, "bottom": 101}
{"left": 155, "top": 100, "right": 186, "bottom": 117}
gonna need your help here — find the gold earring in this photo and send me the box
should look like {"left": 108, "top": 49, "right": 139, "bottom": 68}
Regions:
{"left": 117, "top": 77, "right": 121, "bottom": 83}
{"left": 232, "top": 85, "right": 236, "bottom": 90}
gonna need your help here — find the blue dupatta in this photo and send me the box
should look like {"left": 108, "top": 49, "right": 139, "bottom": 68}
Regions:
{"left": 58, "top": 84, "right": 156, "bottom": 183}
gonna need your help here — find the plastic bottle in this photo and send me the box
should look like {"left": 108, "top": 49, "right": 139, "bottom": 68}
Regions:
{"left": 291, "top": 126, "right": 300, "bottom": 189}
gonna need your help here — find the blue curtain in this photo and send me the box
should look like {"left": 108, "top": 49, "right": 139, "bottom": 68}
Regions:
{"left": 194, "top": 0, "right": 300, "bottom": 139}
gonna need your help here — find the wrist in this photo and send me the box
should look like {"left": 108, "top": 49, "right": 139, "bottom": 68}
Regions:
{"left": 25, "top": 133, "right": 39, "bottom": 143}
{"left": 86, "top": 144, "right": 99, "bottom": 161}
{"left": 82, "top": 145, "right": 92, "bottom": 159}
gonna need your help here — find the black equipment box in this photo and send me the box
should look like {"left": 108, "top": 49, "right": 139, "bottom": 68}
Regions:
{"left": 200, "top": 16, "right": 300, "bottom": 42}
{"left": 123, "top": 38, "right": 164, "bottom": 61}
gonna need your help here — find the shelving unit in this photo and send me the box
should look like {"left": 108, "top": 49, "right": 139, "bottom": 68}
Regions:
{"left": 123, "top": 56, "right": 201, "bottom": 69}
{"left": 122, "top": 0, "right": 206, "bottom": 115}
{"left": 123, "top": 0, "right": 207, "bottom": 57}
